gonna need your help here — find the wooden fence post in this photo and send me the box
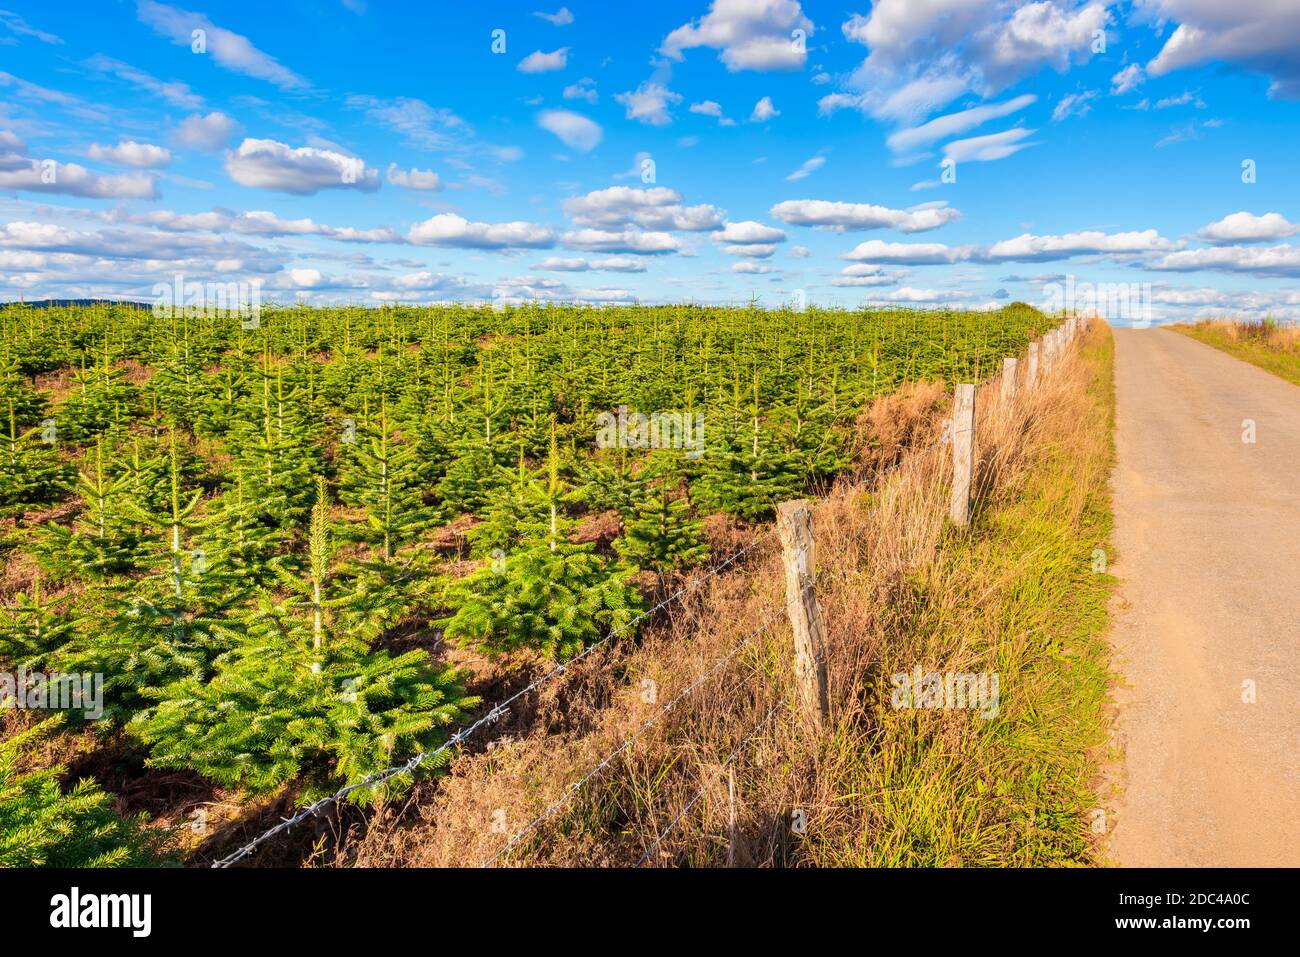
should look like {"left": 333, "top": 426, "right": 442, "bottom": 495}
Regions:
{"left": 1000, "top": 356, "right": 1018, "bottom": 402}
{"left": 1026, "top": 340, "right": 1039, "bottom": 389}
{"left": 775, "top": 500, "right": 829, "bottom": 728}
{"left": 949, "top": 384, "right": 976, "bottom": 526}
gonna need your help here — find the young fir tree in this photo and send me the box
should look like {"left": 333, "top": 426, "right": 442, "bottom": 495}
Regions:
{"left": 55, "top": 352, "right": 139, "bottom": 443}
{"left": 34, "top": 439, "right": 145, "bottom": 580}
{"left": 337, "top": 398, "right": 435, "bottom": 561}
{"left": 59, "top": 431, "right": 242, "bottom": 720}
{"left": 613, "top": 464, "right": 709, "bottom": 577}
{"left": 0, "top": 574, "right": 82, "bottom": 669}
{"left": 0, "top": 717, "right": 165, "bottom": 867}
{"left": 131, "top": 477, "right": 476, "bottom": 805}
{"left": 0, "top": 401, "right": 74, "bottom": 515}
{"left": 196, "top": 468, "right": 289, "bottom": 592}
{"left": 690, "top": 372, "right": 803, "bottom": 522}
{"left": 441, "top": 427, "right": 643, "bottom": 660}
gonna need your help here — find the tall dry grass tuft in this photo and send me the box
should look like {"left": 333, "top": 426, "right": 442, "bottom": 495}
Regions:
{"left": 1173, "top": 316, "right": 1300, "bottom": 388}
{"left": 337, "top": 320, "right": 1114, "bottom": 868}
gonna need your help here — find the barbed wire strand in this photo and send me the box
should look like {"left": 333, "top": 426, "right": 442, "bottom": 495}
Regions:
{"left": 480, "top": 597, "right": 793, "bottom": 868}
{"left": 635, "top": 694, "right": 787, "bottom": 868}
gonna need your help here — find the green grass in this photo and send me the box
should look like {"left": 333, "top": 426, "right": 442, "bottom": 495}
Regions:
{"left": 1172, "top": 322, "right": 1300, "bottom": 388}
{"left": 811, "top": 327, "right": 1117, "bottom": 867}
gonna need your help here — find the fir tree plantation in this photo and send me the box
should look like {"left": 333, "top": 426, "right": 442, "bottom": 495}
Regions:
{"left": 0, "top": 299, "right": 1053, "bottom": 865}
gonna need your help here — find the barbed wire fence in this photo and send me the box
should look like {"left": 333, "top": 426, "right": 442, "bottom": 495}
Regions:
{"left": 212, "top": 319, "right": 1083, "bottom": 869}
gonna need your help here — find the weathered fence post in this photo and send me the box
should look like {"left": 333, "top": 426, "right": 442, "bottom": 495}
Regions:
{"left": 1000, "top": 356, "right": 1018, "bottom": 402}
{"left": 949, "top": 384, "right": 976, "bottom": 526}
{"left": 776, "top": 500, "right": 829, "bottom": 728}
{"left": 1026, "top": 340, "right": 1040, "bottom": 389}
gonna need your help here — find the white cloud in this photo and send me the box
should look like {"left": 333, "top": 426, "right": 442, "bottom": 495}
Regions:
{"left": 983, "top": 229, "right": 1177, "bottom": 261}
{"left": 690, "top": 99, "right": 724, "bottom": 117}
{"left": 564, "top": 186, "right": 724, "bottom": 231}
{"left": 733, "top": 262, "right": 776, "bottom": 273}
{"left": 518, "top": 48, "right": 569, "bottom": 73}
{"left": 1152, "top": 243, "right": 1300, "bottom": 277}
{"left": 750, "top": 95, "right": 779, "bottom": 121}
{"left": 563, "top": 77, "right": 598, "bottom": 103}
{"left": 534, "top": 255, "right": 647, "bottom": 272}
{"left": 1143, "top": 0, "right": 1300, "bottom": 98}
{"left": 842, "top": 239, "right": 969, "bottom": 264}
{"left": 408, "top": 213, "right": 556, "bottom": 249}
{"left": 789, "top": 244, "right": 811, "bottom": 258}
{"left": 173, "top": 111, "right": 240, "bottom": 151}
{"left": 386, "top": 162, "right": 442, "bottom": 190}
{"left": 615, "top": 82, "right": 683, "bottom": 126}
{"left": 346, "top": 96, "right": 468, "bottom": 153}
{"left": 562, "top": 228, "right": 681, "bottom": 254}
{"left": 771, "top": 199, "right": 961, "bottom": 233}
{"left": 942, "top": 127, "right": 1036, "bottom": 162}
{"left": 1052, "top": 90, "right": 1097, "bottom": 121}
{"left": 0, "top": 9, "right": 62, "bottom": 44}
{"left": 82, "top": 54, "right": 203, "bottom": 109}
{"left": 722, "top": 243, "right": 777, "bottom": 258}
{"left": 88, "top": 140, "right": 172, "bottom": 168}
{"left": 534, "top": 7, "right": 575, "bottom": 26}
{"left": 1111, "top": 63, "right": 1144, "bottom": 95}
{"left": 136, "top": 0, "right": 307, "bottom": 89}
{"left": 661, "top": 0, "right": 814, "bottom": 71}
{"left": 886, "top": 94, "right": 1036, "bottom": 153}
{"left": 225, "top": 138, "right": 379, "bottom": 194}
{"left": 0, "top": 161, "right": 158, "bottom": 199}
{"left": 537, "top": 109, "right": 603, "bottom": 151}
{"left": 786, "top": 155, "right": 826, "bottom": 181}
{"left": 712, "top": 220, "right": 786, "bottom": 244}
{"left": 1197, "top": 211, "right": 1299, "bottom": 244}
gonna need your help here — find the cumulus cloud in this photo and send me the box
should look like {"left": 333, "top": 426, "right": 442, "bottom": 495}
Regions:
{"left": 562, "top": 228, "right": 681, "bottom": 254}
{"left": 712, "top": 220, "right": 786, "bottom": 244}
{"left": 1143, "top": 0, "right": 1300, "bottom": 98}
{"left": 564, "top": 77, "right": 598, "bottom": 103}
{"left": 408, "top": 213, "right": 556, "bottom": 249}
{"left": 722, "top": 243, "right": 777, "bottom": 258}
{"left": 88, "top": 140, "right": 172, "bottom": 168}
{"left": 733, "top": 261, "right": 777, "bottom": 273}
{"left": 750, "top": 95, "right": 780, "bottom": 121}
{"left": 982, "top": 229, "right": 1177, "bottom": 261}
{"left": 173, "top": 111, "right": 240, "bottom": 151}
{"left": 518, "top": 48, "right": 569, "bottom": 73}
{"left": 661, "top": 0, "right": 814, "bottom": 71}
{"left": 534, "top": 256, "right": 647, "bottom": 272}
{"left": 615, "top": 82, "right": 683, "bottom": 125}
{"left": 563, "top": 187, "right": 724, "bottom": 231}
{"left": 770, "top": 199, "right": 961, "bottom": 233}
{"left": 842, "top": 239, "right": 969, "bottom": 264}
{"left": 225, "top": 138, "right": 378, "bottom": 194}
{"left": 386, "top": 162, "right": 442, "bottom": 190}
{"left": 0, "top": 160, "right": 159, "bottom": 199}
{"left": 136, "top": 0, "right": 307, "bottom": 89}
{"left": 1151, "top": 243, "right": 1300, "bottom": 277}
{"left": 1196, "top": 211, "right": 1299, "bottom": 244}
{"left": 537, "top": 109, "right": 603, "bottom": 151}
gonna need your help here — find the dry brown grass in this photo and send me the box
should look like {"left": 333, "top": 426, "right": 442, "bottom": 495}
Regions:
{"left": 330, "top": 319, "right": 1113, "bottom": 869}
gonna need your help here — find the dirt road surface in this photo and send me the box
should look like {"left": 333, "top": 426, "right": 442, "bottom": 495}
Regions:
{"left": 1107, "top": 327, "right": 1300, "bottom": 866}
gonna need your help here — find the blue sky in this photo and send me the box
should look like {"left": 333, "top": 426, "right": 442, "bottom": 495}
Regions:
{"left": 1, "top": 0, "right": 1298, "bottom": 322}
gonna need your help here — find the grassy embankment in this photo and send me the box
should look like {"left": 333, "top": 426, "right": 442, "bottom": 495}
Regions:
{"left": 1172, "top": 318, "right": 1300, "bottom": 387}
